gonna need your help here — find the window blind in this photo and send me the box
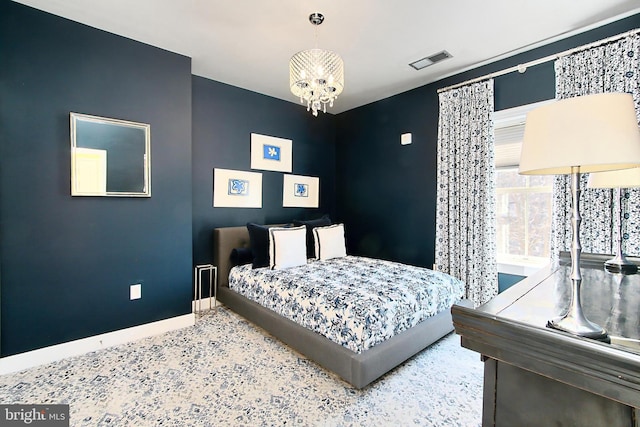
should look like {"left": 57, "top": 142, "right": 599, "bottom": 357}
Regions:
{"left": 493, "top": 99, "right": 555, "bottom": 169}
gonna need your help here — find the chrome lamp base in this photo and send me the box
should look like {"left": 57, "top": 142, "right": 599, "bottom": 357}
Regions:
{"left": 604, "top": 254, "right": 638, "bottom": 274}
{"left": 547, "top": 312, "right": 610, "bottom": 343}
{"left": 548, "top": 169, "right": 609, "bottom": 343}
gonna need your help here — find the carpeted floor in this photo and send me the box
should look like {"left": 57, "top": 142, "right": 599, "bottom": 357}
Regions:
{"left": 0, "top": 307, "right": 483, "bottom": 426}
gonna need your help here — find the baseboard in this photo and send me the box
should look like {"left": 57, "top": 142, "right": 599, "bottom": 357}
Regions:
{"left": 0, "top": 313, "right": 195, "bottom": 375}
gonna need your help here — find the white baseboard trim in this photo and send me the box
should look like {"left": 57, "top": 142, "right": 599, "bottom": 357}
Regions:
{"left": 0, "top": 313, "right": 195, "bottom": 376}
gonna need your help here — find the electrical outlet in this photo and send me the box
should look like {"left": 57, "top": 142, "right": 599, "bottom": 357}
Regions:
{"left": 130, "top": 284, "right": 142, "bottom": 300}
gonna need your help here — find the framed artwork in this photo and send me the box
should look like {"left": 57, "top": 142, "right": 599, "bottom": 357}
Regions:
{"left": 250, "top": 133, "right": 292, "bottom": 172}
{"left": 283, "top": 174, "right": 319, "bottom": 208}
{"left": 213, "top": 168, "right": 262, "bottom": 208}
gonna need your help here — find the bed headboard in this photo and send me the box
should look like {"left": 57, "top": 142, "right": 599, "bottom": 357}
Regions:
{"left": 213, "top": 224, "right": 284, "bottom": 287}
{"left": 213, "top": 226, "right": 251, "bottom": 288}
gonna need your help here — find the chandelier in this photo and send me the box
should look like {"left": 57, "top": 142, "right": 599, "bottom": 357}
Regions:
{"left": 289, "top": 13, "right": 344, "bottom": 116}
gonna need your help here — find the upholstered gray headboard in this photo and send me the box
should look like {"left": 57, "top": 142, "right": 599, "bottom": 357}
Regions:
{"left": 213, "top": 226, "right": 251, "bottom": 288}
{"left": 213, "top": 224, "right": 287, "bottom": 287}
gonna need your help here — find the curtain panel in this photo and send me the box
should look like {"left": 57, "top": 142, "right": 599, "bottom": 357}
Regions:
{"left": 435, "top": 80, "right": 498, "bottom": 307}
{"left": 551, "top": 33, "right": 640, "bottom": 262}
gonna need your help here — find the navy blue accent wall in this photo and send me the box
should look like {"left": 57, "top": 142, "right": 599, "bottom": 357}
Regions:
{"left": 335, "top": 91, "right": 440, "bottom": 266}
{"left": 335, "top": 14, "right": 640, "bottom": 268}
{"left": 191, "top": 76, "right": 337, "bottom": 270}
{"left": 0, "top": 2, "right": 193, "bottom": 356}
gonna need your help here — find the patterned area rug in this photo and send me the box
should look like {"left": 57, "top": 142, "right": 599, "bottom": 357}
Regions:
{"left": 0, "top": 308, "right": 483, "bottom": 426}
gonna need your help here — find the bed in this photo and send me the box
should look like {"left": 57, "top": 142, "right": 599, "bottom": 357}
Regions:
{"left": 213, "top": 224, "right": 472, "bottom": 389}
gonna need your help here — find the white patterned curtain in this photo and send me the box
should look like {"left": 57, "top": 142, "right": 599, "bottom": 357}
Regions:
{"left": 551, "top": 33, "right": 640, "bottom": 262}
{"left": 435, "top": 80, "right": 498, "bottom": 307}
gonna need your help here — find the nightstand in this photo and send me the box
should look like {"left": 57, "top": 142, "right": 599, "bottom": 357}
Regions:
{"left": 194, "top": 264, "right": 217, "bottom": 316}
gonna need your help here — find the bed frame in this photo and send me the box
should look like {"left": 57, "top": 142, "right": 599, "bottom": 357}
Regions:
{"left": 213, "top": 225, "right": 472, "bottom": 389}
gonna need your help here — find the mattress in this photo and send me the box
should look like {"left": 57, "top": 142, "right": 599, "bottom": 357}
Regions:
{"left": 229, "top": 255, "right": 465, "bottom": 353}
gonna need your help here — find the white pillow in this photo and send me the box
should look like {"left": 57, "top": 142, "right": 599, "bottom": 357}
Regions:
{"left": 313, "top": 223, "right": 347, "bottom": 260}
{"left": 268, "top": 225, "right": 307, "bottom": 269}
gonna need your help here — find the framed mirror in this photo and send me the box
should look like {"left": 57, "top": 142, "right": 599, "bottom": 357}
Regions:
{"left": 70, "top": 112, "right": 151, "bottom": 197}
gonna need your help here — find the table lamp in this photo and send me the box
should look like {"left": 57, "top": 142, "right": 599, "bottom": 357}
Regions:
{"left": 519, "top": 92, "right": 640, "bottom": 341}
{"left": 587, "top": 167, "right": 640, "bottom": 274}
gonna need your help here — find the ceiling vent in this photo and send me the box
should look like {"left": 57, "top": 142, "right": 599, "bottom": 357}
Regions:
{"left": 409, "top": 50, "right": 452, "bottom": 70}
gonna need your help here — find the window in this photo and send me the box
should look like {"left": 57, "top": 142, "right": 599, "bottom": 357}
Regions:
{"left": 493, "top": 101, "right": 554, "bottom": 275}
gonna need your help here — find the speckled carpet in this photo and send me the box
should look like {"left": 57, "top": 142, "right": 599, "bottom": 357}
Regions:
{"left": 0, "top": 307, "right": 483, "bottom": 426}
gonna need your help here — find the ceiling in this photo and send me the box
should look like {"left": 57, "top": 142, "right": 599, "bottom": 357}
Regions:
{"left": 13, "top": 0, "right": 640, "bottom": 114}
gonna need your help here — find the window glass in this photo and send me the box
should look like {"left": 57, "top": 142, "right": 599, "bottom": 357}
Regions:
{"left": 493, "top": 100, "right": 554, "bottom": 272}
{"left": 495, "top": 168, "right": 552, "bottom": 267}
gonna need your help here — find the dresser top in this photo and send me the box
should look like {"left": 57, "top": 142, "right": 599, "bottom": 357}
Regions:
{"left": 489, "top": 262, "right": 640, "bottom": 347}
{"left": 452, "top": 256, "right": 640, "bottom": 407}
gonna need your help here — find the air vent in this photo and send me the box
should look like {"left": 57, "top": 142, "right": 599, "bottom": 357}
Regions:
{"left": 409, "top": 50, "right": 452, "bottom": 70}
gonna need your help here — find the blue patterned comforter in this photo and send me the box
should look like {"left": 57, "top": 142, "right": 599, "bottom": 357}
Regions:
{"left": 228, "top": 256, "right": 465, "bottom": 353}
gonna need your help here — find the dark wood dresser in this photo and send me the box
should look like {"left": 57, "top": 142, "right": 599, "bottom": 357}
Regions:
{"left": 452, "top": 255, "right": 640, "bottom": 426}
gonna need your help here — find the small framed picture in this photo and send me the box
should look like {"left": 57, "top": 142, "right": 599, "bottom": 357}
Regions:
{"left": 214, "top": 168, "right": 262, "bottom": 208}
{"left": 283, "top": 174, "right": 319, "bottom": 208}
{"left": 250, "top": 133, "right": 292, "bottom": 172}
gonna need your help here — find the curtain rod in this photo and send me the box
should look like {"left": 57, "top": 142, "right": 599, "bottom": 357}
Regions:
{"left": 437, "top": 27, "right": 640, "bottom": 94}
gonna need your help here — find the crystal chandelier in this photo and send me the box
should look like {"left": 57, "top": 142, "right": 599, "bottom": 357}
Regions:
{"left": 289, "top": 13, "right": 344, "bottom": 116}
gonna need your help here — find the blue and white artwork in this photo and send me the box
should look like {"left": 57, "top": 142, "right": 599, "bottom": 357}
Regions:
{"left": 228, "top": 179, "right": 249, "bottom": 196}
{"left": 263, "top": 144, "right": 281, "bottom": 161}
{"left": 214, "top": 168, "right": 262, "bottom": 208}
{"left": 251, "top": 133, "right": 292, "bottom": 172}
{"left": 283, "top": 174, "right": 319, "bottom": 208}
{"left": 294, "top": 183, "right": 309, "bottom": 198}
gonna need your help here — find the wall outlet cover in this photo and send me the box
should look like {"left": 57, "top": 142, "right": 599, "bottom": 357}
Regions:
{"left": 130, "top": 284, "right": 142, "bottom": 300}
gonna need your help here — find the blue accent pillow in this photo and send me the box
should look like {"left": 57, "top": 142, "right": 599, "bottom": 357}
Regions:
{"left": 230, "top": 247, "right": 253, "bottom": 266}
{"left": 246, "top": 223, "right": 271, "bottom": 268}
{"left": 293, "top": 214, "right": 332, "bottom": 258}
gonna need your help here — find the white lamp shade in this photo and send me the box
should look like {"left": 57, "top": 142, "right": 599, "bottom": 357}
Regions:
{"left": 519, "top": 93, "right": 640, "bottom": 175}
{"left": 587, "top": 167, "right": 640, "bottom": 189}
